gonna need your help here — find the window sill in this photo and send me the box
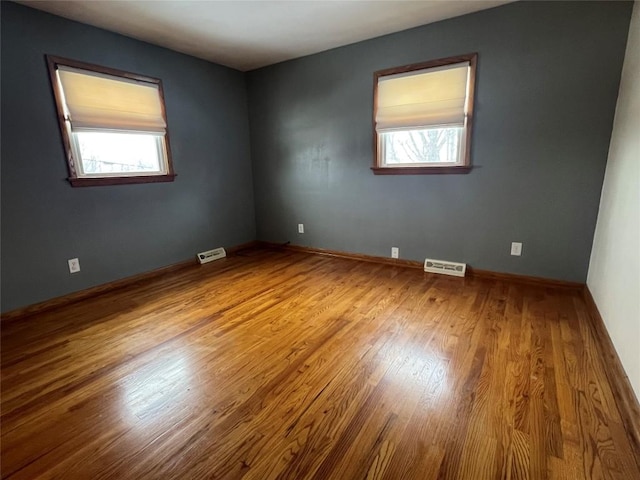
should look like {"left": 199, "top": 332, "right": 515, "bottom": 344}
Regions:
{"left": 68, "top": 174, "right": 177, "bottom": 187}
{"left": 371, "top": 166, "right": 472, "bottom": 175}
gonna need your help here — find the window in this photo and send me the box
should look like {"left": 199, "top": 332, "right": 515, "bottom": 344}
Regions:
{"left": 372, "top": 53, "right": 477, "bottom": 175}
{"left": 46, "top": 56, "right": 175, "bottom": 186}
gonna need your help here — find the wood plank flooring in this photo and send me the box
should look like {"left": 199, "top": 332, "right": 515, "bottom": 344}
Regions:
{"left": 2, "top": 248, "right": 639, "bottom": 479}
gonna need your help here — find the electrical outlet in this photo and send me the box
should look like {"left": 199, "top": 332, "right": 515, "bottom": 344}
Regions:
{"left": 511, "top": 242, "right": 523, "bottom": 256}
{"left": 298, "top": 223, "right": 304, "bottom": 234}
{"left": 68, "top": 258, "right": 80, "bottom": 273}
{"left": 391, "top": 247, "right": 399, "bottom": 259}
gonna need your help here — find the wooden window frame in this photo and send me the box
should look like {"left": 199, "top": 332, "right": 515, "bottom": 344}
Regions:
{"left": 371, "top": 53, "right": 477, "bottom": 175}
{"left": 46, "top": 55, "right": 176, "bottom": 187}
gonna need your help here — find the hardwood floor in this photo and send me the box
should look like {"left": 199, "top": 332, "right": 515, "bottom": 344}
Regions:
{"left": 2, "top": 248, "right": 638, "bottom": 479}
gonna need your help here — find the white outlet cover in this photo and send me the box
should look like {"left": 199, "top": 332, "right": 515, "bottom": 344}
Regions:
{"left": 391, "top": 247, "right": 399, "bottom": 259}
{"left": 68, "top": 258, "right": 81, "bottom": 273}
{"left": 511, "top": 242, "right": 523, "bottom": 256}
{"left": 298, "top": 224, "right": 304, "bottom": 234}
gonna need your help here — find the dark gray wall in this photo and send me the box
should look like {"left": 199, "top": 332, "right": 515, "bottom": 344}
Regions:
{"left": 1, "top": 1, "right": 633, "bottom": 313}
{"left": 1, "top": 2, "right": 256, "bottom": 312}
{"left": 247, "top": 1, "right": 632, "bottom": 282}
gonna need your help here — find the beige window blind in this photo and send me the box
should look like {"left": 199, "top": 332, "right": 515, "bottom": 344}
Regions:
{"left": 57, "top": 66, "right": 166, "bottom": 133}
{"left": 375, "top": 62, "right": 470, "bottom": 131}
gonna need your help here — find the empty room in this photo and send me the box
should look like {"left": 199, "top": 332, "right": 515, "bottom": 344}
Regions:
{"left": 1, "top": 0, "right": 639, "bottom": 478}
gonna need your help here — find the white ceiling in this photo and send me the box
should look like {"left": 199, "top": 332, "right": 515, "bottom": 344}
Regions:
{"left": 18, "top": 1, "right": 511, "bottom": 71}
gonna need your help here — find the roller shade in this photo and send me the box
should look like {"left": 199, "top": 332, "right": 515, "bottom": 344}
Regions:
{"left": 57, "top": 66, "right": 166, "bottom": 133}
{"left": 376, "top": 62, "right": 470, "bottom": 131}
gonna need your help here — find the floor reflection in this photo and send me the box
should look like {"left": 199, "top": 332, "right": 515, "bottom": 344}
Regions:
{"left": 121, "top": 353, "right": 192, "bottom": 423}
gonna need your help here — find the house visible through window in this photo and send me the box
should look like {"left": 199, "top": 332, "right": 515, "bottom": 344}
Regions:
{"left": 372, "top": 53, "right": 477, "bottom": 174}
{"left": 47, "top": 56, "right": 175, "bottom": 186}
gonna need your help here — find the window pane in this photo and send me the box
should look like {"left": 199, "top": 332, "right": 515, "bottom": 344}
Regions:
{"left": 74, "top": 131, "right": 163, "bottom": 175}
{"left": 382, "top": 126, "right": 463, "bottom": 165}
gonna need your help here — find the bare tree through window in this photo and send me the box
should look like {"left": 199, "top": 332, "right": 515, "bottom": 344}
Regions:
{"left": 77, "top": 131, "right": 162, "bottom": 174}
{"left": 383, "top": 127, "right": 462, "bottom": 164}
